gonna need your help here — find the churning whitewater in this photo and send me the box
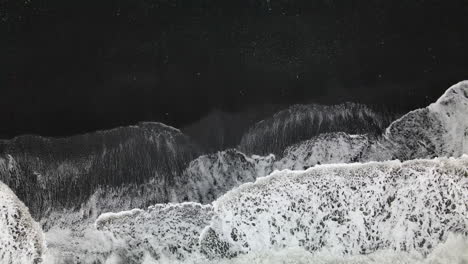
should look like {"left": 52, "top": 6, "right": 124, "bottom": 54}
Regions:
{"left": 0, "top": 81, "right": 468, "bottom": 263}
{"left": 49, "top": 155, "right": 468, "bottom": 263}
{"left": 0, "top": 182, "right": 45, "bottom": 264}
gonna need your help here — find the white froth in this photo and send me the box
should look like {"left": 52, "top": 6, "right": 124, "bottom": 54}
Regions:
{"left": 0, "top": 181, "right": 46, "bottom": 264}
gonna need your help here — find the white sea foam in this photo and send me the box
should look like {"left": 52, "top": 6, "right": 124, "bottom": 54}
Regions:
{"left": 11, "top": 82, "right": 468, "bottom": 263}
{"left": 79, "top": 156, "right": 468, "bottom": 264}
{"left": 204, "top": 156, "right": 468, "bottom": 259}
{"left": 137, "top": 233, "right": 468, "bottom": 264}
{"left": 0, "top": 181, "right": 45, "bottom": 264}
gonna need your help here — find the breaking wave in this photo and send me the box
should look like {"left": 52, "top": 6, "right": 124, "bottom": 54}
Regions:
{"left": 1, "top": 81, "right": 468, "bottom": 263}
{"left": 40, "top": 155, "right": 468, "bottom": 263}
{"left": 239, "top": 102, "right": 395, "bottom": 156}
